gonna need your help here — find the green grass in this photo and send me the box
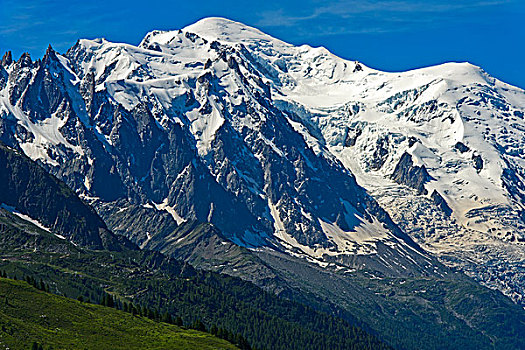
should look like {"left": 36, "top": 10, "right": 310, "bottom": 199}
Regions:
{"left": 0, "top": 278, "right": 238, "bottom": 350}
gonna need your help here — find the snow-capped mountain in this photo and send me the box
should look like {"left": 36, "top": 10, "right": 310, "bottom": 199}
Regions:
{"left": 1, "top": 17, "right": 524, "bottom": 303}
{"left": 247, "top": 34, "right": 525, "bottom": 302}
{"left": 169, "top": 18, "right": 525, "bottom": 302}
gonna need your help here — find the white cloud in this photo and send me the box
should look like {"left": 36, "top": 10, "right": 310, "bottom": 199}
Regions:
{"left": 255, "top": 0, "right": 516, "bottom": 36}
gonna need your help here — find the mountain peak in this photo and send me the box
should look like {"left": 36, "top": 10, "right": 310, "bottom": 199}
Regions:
{"left": 43, "top": 44, "right": 59, "bottom": 64}
{"left": 185, "top": 17, "right": 291, "bottom": 47}
{"left": 140, "top": 17, "right": 287, "bottom": 51}
{"left": 184, "top": 17, "right": 263, "bottom": 37}
{"left": 187, "top": 16, "right": 242, "bottom": 28}
{"left": 1, "top": 51, "right": 12, "bottom": 66}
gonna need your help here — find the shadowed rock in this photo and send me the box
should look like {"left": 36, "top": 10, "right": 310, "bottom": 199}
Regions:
{"left": 391, "top": 152, "right": 432, "bottom": 194}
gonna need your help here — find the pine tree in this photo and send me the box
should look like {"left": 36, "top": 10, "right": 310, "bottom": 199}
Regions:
{"left": 107, "top": 294, "right": 114, "bottom": 308}
{"left": 192, "top": 319, "right": 206, "bottom": 332}
{"left": 161, "top": 312, "right": 172, "bottom": 324}
{"left": 237, "top": 335, "right": 251, "bottom": 350}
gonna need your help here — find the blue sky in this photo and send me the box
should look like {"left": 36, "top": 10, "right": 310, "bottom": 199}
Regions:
{"left": 1, "top": 0, "right": 524, "bottom": 88}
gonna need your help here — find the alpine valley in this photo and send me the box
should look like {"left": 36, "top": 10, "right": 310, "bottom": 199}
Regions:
{"left": 1, "top": 17, "right": 525, "bottom": 350}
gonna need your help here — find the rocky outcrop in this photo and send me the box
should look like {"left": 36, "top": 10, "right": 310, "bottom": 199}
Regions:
{"left": 0, "top": 142, "right": 132, "bottom": 250}
{"left": 391, "top": 152, "right": 432, "bottom": 194}
{"left": 472, "top": 153, "right": 484, "bottom": 172}
{"left": 343, "top": 125, "right": 362, "bottom": 147}
{"left": 369, "top": 136, "right": 390, "bottom": 170}
{"left": 1, "top": 51, "right": 12, "bottom": 66}
{"left": 454, "top": 141, "right": 470, "bottom": 153}
{"left": 431, "top": 190, "right": 452, "bottom": 216}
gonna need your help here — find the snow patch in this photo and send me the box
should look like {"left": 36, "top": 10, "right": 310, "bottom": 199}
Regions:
{"left": 153, "top": 198, "right": 186, "bottom": 225}
{"left": 0, "top": 203, "right": 51, "bottom": 233}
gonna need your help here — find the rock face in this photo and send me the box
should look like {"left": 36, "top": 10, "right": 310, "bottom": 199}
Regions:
{"left": 0, "top": 142, "right": 130, "bottom": 250}
{"left": 454, "top": 141, "right": 470, "bottom": 153}
{"left": 430, "top": 190, "right": 452, "bottom": 217}
{"left": 472, "top": 153, "right": 484, "bottom": 172}
{"left": 1, "top": 17, "right": 525, "bottom": 306}
{"left": 391, "top": 152, "right": 432, "bottom": 194}
{"left": 0, "top": 21, "right": 426, "bottom": 278}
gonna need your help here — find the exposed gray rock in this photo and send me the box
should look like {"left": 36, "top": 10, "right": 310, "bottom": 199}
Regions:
{"left": 454, "top": 141, "right": 470, "bottom": 153}
{"left": 1, "top": 51, "right": 12, "bottom": 66}
{"left": 391, "top": 152, "right": 432, "bottom": 194}
{"left": 408, "top": 136, "right": 419, "bottom": 147}
{"left": 343, "top": 125, "right": 362, "bottom": 147}
{"left": 431, "top": 190, "right": 452, "bottom": 216}
{"left": 369, "top": 136, "right": 390, "bottom": 170}
{"left": 0, "top": 142, "right": 131, "bottom": 251}
{"left": 472, "top": 153, "right": 484, "bottom": 172}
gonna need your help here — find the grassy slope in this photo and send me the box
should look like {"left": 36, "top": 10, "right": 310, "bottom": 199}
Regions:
{"left": 0, "top": 278, "right": 237, "bottom": 350}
